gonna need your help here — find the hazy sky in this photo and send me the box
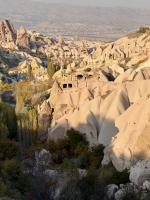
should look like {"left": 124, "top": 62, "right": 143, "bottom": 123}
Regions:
{"left": 33, "top": 0, "right": 150, "bottom": 8}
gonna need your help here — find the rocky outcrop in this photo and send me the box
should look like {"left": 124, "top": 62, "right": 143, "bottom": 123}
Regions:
{"left": 16, "top": 26, "right": 30, "bottom": 49}
{"left": 23, "top": 149, "right": 52, "bottom": 174}
{"left": 102, "top": 86, "right": 150, "bottom": 171}
{"left": 47, "top": 80, "right": 118, "bottom": 145}
{"left": 0, "top": 19, "right": 17, "bottom": 49}
{"left": 9, "top": 59, "right": 48, "bottom": 81}
{"left": 130, "top": 159, "right": 150, "bottom": 186}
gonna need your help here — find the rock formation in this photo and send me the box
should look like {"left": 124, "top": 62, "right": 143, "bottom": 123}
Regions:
{"left": 16, "top": 26, "right": 30, "bottom": 49}
{"left": 2, "top": 19, "right": 150, "bottom": 180}
{"left": 0, "top": 19, "right": 17, "bottom": 49}
{"left": 102, "top": 87, "right": 150, "bottom": 171}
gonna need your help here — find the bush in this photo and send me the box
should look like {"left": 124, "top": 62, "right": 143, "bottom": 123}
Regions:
{"left": 99, "top": 165, "right": 129, "bottom": 185}
{"left": 76, "top": 171, "right": 106, "bottom": 200}
{"left": 52, "top": 153, "right": 61, "bottom": 164}
{"left": 137, "top": 27, "right": 147, "bottom": 33}
{"left": 75, "top": 141, "right": 88, "bottom": 155}
{"left": 77, "top": 155, "right": 88, "bottom": 169}
{"left": 0, "top": 177, "right": 6, "bottom": 195}
{"left": 110, "top": 168, "right": 129, "bottom": 185}
{"left": 61, "top": 158, "right": 79, "bottom": 181}
{"left": 0, "top": 140, "right": 19, "bottom": 160}
{"left": 66, "top": 128, "right": 89, "bottom": 154}
{"left": 14, "top": 172, "right": 29, "bottom": 193}
{"left": 2, "top": 83, "right": 11, "bottom": 91}
{"left": 56, "top": 138, "right": 70, "bottom": 153}
{"left": 85, "top": 144, "right": 105, "bottom": 169}
{"left": 44, "top": 138, "right": 70, "bottom": 163}
{"left": 2, "top": 159, "right": 21, "bottom": 181}
{"left": 60, "top": 159, "right": 81, "bottom": 200}
{"left": 44, "top": 139, "right": 57, "bottom": 154}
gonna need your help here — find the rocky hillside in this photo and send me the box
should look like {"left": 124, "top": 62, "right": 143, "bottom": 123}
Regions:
{"left": 1, "top": 19, "right": 150, "bottom": 193}
{"left": 35, "top": 26, "right": 150, "bottom": 188}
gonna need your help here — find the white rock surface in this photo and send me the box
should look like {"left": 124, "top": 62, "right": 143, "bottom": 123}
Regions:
{"left": 130, "top": 159, "right": 150, "bottom": 186}
{"left": 107, "top": 184, "right": 118, "bottom": 199}
{"left": 142, "top": 180, "right": 150, "bottom": 190}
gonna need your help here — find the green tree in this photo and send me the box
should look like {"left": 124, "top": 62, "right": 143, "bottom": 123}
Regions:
{"left": 137, "top": 27, "right": 147, "bottom": 33}
{"left": 2, "top": 159, "right": 21, "bottom": 181}
{"left": 47, "top": 56, "right": 51, "bottom": 63}
{"left": 0, "top": 101, "right": 17, "bottom": 139}
{"left": 66, "top": 128, "right": 89, "bottom": 154}
{"left": 17, "top": 108, "right": 38, "bottom": 148}
{"left": 75, "top": 141, "right": 88, "bottom": 155}
{"left": 27, "top": 63, "right": 33, "bottom": 80}
{"left": 47, "top": 61, "right": 55, "bottom": 78}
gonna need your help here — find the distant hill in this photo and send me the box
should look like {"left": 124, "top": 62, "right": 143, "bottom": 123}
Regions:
{"left": 0, "top": 0, "right": 150, "bottom": 40}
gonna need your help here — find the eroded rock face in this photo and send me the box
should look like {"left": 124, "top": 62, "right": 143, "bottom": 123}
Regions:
{"left": 0, "top": 19, "right": 17, "bottom": 48}
{"left": 22, "top": 149, "right": 52, "bottom": 174}
{"left": 47, "top": 80, "right": 118, "bottom": 146}
{"left": 35, "top": 149, "right": 52, "bottom": 170}
{"left": 16, "top": 26, "right": 30, "bottom": 49}
{"left": 102, "top": 86, "right": 150, "bottom": 171}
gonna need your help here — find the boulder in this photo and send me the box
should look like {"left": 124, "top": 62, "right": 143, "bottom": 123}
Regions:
{"left": 142, "top": 180, "right": 150, "bottom": 190}
{"left": 16, "top": 26, "right": 30, "bottom": 48}
{"left": 35, "top": 149, "right": 52, "bottom": 171}
{"left": 107, "top": 184, "right": 118, "bottom": 199}
{"left": 130, "top": 159, "right": 150, "bottom": 186}
{"left": 114, "top": 188, "right": 125, "bottom": 200}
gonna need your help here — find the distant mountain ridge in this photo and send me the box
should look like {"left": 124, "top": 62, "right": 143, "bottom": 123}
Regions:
{"left": 0, "top": 0, "right": 150, "bottom": 39}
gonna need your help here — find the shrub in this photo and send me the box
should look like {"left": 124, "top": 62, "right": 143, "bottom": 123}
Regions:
{"left": 85, "top": 144, "right": 105, "bottom": 169}
{"left": 56, "top": 138, "right": 70, "bottom": 152}
{"left": 77, "top": 155, "right": 88, "bottom": 169}
{"left": 110, "top": 168, "right": 129, "bottom": 185}
{"left": 99, "top": 165, "right": 129, "bottom": 185}
{"left": 0, "top": 177, "right": 6, "bottom": 195}
{"left": 14, "top": 172, "right": 29, "bottom": 193}
{"left": 66, "top": 128, "right": 89, "bottom": 154}
{"left": 27, "top": 173, "right": 55, "bottom": 200}
{"left": 44, "top": 138, "right": 70, "bottom": 163}
{"left": 52, "top": 153, "right": 61, "bottom": 164}
{"left": 137, "top": 27, "right": 147, "bottom": 33}
{"left": 2, "top": 83, "right": 11, "bottom": 91}
{"left": 60, "top": 159, "right": 81, "bottom": 199}
{"left": 2, "top": 159, "right": 21, "bottom": 181}
{"left": 76, "top": 171, "right": 105, "bottom": 200}
{"left": 44, "top": 139, "right": 57, "bottom": 154}
{"left": 0, "top": 140, "right": 19, "bottom": 160}
{"left": 61, "top": 158, "right": 79, "bottom": 181}
{"left": 75, "top": 142, "right": 88, "bottom": 155}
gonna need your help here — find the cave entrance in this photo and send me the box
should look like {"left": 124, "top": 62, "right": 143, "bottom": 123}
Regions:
{"left": 68, "top": 83, "right": 72, "bottom": 88}
{"left": 63, "top": 84, "right": 67, "bottom": 88}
